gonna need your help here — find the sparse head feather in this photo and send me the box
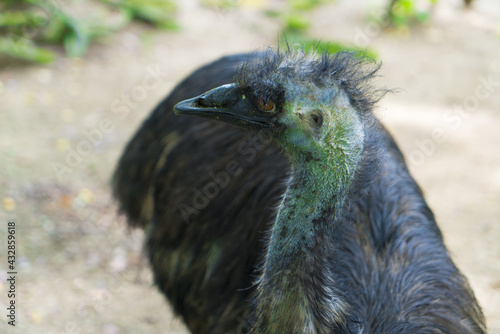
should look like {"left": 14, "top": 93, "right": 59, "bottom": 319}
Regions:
{"left": 235, "top": 48, "right": 383, "bottom": 115}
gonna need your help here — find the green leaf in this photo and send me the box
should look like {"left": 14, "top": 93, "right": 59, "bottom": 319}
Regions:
{"left": 201, "top": 0, "right": 238, "bottom": 9}
{"left": 34, "top": 1, "right": 90, "bottom": 57}
{"left": 284, "top": 13, "right": 309, "bottom": 32}
{"left": 0, "top": 37, "right": 55, "bottom": 63}
{"left": 0, "top": 11, "right": 31, "bottom": 26}
{"left": 39, "top": 15, "right": 66, "bottom": 43}
{"left": 63, "top": 29, "right": 89, "bottom": 58}
{"left": 107, "top": 0, "right": 178, "bottom": 28}
{"left": 288, "top": 0, "right": 335, "bottom": 11}
{"left": 264, "top": 10, "right": 281, "bottom": 18}
{"left": 280, "top": 37, "right": 378, "bottom": 59}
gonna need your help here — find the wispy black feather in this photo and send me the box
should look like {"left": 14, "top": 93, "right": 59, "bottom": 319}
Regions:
{"left": 235, "top": 48, "right": 385, "bottom": 115}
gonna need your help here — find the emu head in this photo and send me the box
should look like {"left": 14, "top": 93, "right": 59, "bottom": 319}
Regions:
{"left": 175, "top": 49, "right": 381, "bottom": 200}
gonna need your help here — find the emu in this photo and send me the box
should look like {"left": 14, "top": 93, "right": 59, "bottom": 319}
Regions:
{"left": 113, "top": 49, "right": 486, "bottom": 333}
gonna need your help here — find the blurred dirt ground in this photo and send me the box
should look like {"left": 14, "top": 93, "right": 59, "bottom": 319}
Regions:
{"left": 0, "top": 0, "right": 499, "bottom": 333}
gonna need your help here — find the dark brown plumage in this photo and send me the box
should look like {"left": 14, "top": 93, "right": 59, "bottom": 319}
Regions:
{"left": 113, "top": 53, "right": 289, "bottom": 333}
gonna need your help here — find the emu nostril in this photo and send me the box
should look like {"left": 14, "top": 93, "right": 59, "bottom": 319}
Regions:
{"left": 195, "top": 97, "right": 210, "bottom": 107}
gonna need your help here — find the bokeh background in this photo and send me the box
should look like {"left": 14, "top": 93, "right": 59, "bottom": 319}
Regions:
{"left": 0, "top": 0, "right": 499, "bottom": 333}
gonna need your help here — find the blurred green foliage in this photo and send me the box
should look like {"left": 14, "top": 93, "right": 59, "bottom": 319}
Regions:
{"left": 0, "top": 0, "right": 177, "bottom": 64}
{"left": 288, "top": 0, "right": 331, "bottom": 11}
{"left": 387, "top": 0, "right": 438, "bottom": 28}
{"left": 0, "top": 0, "right": 439, "bottom": 65}
{"left": 280, "top": 38, "right": 378, "bottom": 60}
{"left": 264, "top": 0, "right": 333, "bottom": 34}
{"left": 273, "top": 0, "right": 377, "bottom": 58}
{"left": 201, "top": 0, "right": 237, "bottom": 9}
{"left": 0, "top": 38, "right": 56, "bottom": 64}
{"left": 102, "top": 0, "right": 178, "bottom": 29}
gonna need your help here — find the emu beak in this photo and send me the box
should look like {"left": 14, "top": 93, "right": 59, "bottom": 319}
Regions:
{"left": 174, "top": 84, "right": 273, "bottom": 130}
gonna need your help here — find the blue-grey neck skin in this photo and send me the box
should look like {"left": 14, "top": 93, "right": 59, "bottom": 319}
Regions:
{"left": 252, "top": 84, "right": 365, "bottom": 333}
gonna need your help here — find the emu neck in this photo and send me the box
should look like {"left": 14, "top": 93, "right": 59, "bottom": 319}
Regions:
{"left": 253, "top": 161, "right": 357, "bottom": 333}
{"left": 254, "top": 125, "right": 364, "bottom": 332}
{"left": 266, "top": 164, "right": 341, "bottom": 270}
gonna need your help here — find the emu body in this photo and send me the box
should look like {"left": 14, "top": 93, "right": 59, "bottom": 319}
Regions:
{"left": 113, "top": 50, "right": 486, "bottom": 333}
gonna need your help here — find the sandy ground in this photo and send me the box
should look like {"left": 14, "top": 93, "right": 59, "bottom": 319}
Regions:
{"left": 0, "top": 0, "right": 499, "bottom": 333}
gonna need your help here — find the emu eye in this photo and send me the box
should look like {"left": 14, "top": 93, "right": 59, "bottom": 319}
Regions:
{"left": 258, "top": 97, "right": 275, "bottom": 112}
{"left": 311, "top": 111, "right": 323, "bottom": 128}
